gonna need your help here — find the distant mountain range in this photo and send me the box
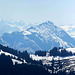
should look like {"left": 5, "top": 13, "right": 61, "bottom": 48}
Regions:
{"left": 0, "top": 21, "right": 75, "bottom": 53}
{"left": 0, "top": 20, "right": 36, "bottom": 36}
{"left": 0, "top": 20, "right": 75, "bottom": 39}
{"left": 60, "top": 24, "right": 75, "bottom": 39}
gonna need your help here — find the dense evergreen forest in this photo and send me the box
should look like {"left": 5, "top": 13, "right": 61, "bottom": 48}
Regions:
{"left": 0, "top": 44, "right": 42, "bottom": 64}
{"left": 0, "top": 44, "right": 75, "bottom": 75}
{"left": 0, "top": 53, "right": 75, "bottom": 75}
{"left": 35, "top": 47, "right": 74, "bottom": 56}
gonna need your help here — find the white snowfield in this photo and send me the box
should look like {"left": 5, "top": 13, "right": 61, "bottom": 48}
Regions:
{"left": 66, "top": 48, "right": 75, "bottom": 53}
{"left": 0, "top": 50, "right": 27, "bottom": 65}
{"left": 30, "top": 55, "right": 53, "bottom": 61}
{"left": 30, "top": 54, "right": 75, "bottom": 61}
{"left": 59, "top": 47, "right": 75, "bottom": 53}
{"left": 11, "top": 59, "right": 23, "bottom": 65}
{"left": 30, "top": 54, "right": 75, "bottom": 73}
{"left": 30, "top": 54, "right": 75, "bottom": 65}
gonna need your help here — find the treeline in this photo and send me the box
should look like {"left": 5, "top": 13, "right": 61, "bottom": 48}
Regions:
{"left": 0, "top": 54, "right": 50, "bottom": 75}
{"left": 50, "top": 47, "right": 72, "bottom": 56}
{"left": 0, "top": 44, "right": 42, "bottom": 64}
{"left": 35, "top": 47, "right": 74, "bottom": 57}
{"left": 0, "top": 44, "right": 29, "bottom": 62}
{"left": 0, "top": 53, "right": 74, "bottom": 75}
{"left": 0, "top": 44, "right": 75, "bottom": 75}
{"left": 35, "top": 50, "right": 46, "bottom": 56}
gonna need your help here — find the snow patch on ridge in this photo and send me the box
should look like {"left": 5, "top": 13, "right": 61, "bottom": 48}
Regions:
{"left": 23, "top": 31, "right": 32, "bottom": 35}
{"left": 66, "top": 48, "right": 75, "bottom": 53}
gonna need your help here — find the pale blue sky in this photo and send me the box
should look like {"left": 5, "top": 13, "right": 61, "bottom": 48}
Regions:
{"left": 0, "top": 0, "right": 75, "bottom": 25}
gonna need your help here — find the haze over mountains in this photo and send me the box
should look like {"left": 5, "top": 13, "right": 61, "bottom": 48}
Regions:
{"left": 60, "top": 24, "right": 75, "bottom": 39}
{"left": 0, "top": 20, "right": 75, "bottom": 53}
{"left": 0, "top": 20, "right": 36, "bottom": 36}
{"left": 0, "top": 19, "right": 75, "bottom": 39}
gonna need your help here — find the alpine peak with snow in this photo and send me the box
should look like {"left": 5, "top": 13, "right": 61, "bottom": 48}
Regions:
{"left": 0, "top": 21, "right": 75, "bottom": 53}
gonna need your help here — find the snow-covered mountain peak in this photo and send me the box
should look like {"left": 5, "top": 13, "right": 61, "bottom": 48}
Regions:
{"left": 25, "top": 21, "right": 64, "bottom": 38}
{"left": 38, "top": 21, "right": 55, "bottom": 28}
{"left": 42, "top": 21, "right": 54, "bottom": 25}
{"left": 0, "top": 21, "right": 75, "bottom": 53}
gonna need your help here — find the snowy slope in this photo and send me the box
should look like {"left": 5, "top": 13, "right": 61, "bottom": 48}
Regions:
{"left": 25, "top": 21, "right": 75, "bottom": 50}
{"left": 30, "top": 54, "right": 75, "bottom": 64}
{"left": 30, "top": 54, "right": 75, "bottom": 73}
{"left": 59, "top": 47, "right": 75, "bottom": 53}
{"left": 66, "top": 48, "right": 75, "bottom": 53}
{"left": 0, "top": 50, "right": 27, "bottom": 65}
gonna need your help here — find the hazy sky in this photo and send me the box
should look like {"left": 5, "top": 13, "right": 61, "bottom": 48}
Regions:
{"left": 0, "top": 0, "right": 75, "bottom": 25}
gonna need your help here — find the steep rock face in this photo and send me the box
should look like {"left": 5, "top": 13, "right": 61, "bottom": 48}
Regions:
{"left": 0, "top": 21, "right": 75, "bottom": 53}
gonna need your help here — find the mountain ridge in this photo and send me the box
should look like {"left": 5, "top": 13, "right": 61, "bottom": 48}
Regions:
{"left": 0, "top": 21, "right": 75, "bottom": 53}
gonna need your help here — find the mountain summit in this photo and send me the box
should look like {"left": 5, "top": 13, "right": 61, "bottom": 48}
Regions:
{"left": 0, "top": 21, "right": 75, "bottom": 53}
